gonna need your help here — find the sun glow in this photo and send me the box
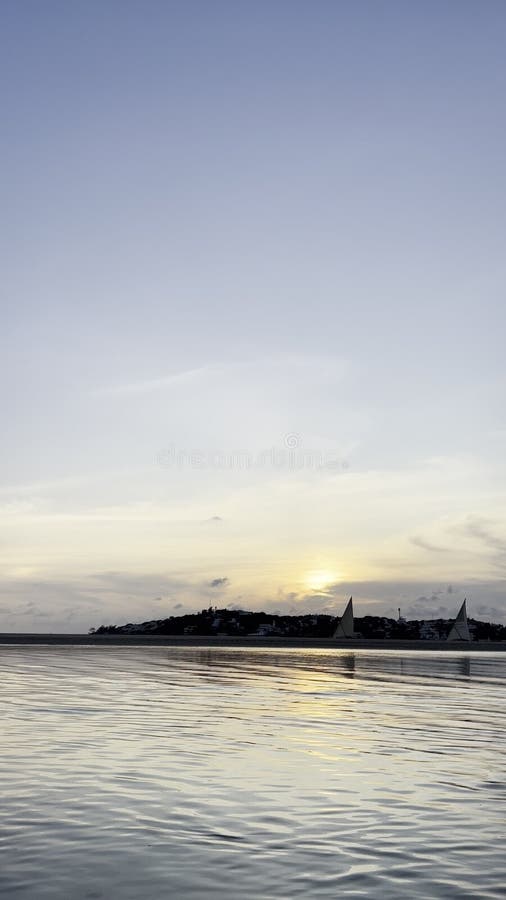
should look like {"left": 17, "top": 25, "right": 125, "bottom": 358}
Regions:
{"left": 304, "top": 569, "right": 340, "bottom": 592}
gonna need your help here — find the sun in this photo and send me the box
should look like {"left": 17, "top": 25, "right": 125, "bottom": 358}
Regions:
{"left": 304, "top": 569, "right": 340, "bottom": 593}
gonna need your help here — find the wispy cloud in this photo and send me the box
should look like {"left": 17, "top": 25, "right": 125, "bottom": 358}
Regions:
{"left": 452, "top": 516, "right": 506, "bottom": 574}
{"left": 410, "top": 535, "right": 450, "bottom": 553}
{"left": 462, "top": 516, "right": 506, "bottom": 553}
{"left": 92, "top": 353, "right": 350, "bottom": 398}
{"left": 94, "top": 365, "right": 211, "bottom": 396}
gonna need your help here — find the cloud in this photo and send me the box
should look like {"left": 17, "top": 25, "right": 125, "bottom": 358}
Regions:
{"left": 274, "top": 579, "right": 506, "bottom": 623}
{"left": 1, "top": 571, "right": 506, "bottom": 632}
{"left": 0, "top": 583, "right": 105, "bottom": 632}
{"left": 462, "top": 516, "right": 506, "bottom": 553}
{"left": 273, "top": 585, "right": 347, "bottom": 616}
{"left": 406, "top": 602, "right": 449, "bottom": 620}
{"left": 209, "top": 577, "right": 229, "bottom": 589}
{"left": 458, "top": 516, "right": 506, "bottom": 573}
{"left": 94, "top": 365, "right": 211, "bottom": 396}
{"left": 474, "top": 604, "right": 504, "bottom": 621}
{"left": 0, "top": 572, "right": 181, "bottom": 633}
{"left": 411, "top": 535, "right": 450, "bottom": 553}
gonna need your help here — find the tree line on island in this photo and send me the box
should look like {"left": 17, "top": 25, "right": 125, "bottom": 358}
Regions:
{"left": 90, "top": 606, "right": 506, "bottom": 641}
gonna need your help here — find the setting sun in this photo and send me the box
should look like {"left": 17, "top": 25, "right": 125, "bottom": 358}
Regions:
{"left": 304, "top": 569, "right": 340, "bottom": 592}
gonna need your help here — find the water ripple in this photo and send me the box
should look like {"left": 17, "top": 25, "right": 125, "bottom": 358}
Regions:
{"left": 0, "top": 647, "right": 505, "bottom": 898}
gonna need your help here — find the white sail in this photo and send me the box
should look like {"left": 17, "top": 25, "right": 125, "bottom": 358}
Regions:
{"left": 447, "top": 599, "right": 471, "bottom": 641}
{"left": 333, "top": 597, "right": 354, "bottom": 638}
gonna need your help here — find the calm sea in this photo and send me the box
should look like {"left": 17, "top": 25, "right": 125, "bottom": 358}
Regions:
{"left": 0, "top": 647, "right": 505, "bottom": 899}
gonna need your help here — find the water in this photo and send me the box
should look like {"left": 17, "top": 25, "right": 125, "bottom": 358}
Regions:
{"left": 0, "top": 647, "right": 505, "bottom": 899}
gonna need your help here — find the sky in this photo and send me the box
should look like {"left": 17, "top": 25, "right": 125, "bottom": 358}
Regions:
{"left": 1, "top": 1, "right": 506, "bottom": 631}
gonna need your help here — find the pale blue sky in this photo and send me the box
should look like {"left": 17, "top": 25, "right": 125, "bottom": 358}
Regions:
{"left": 2, "top": 1, "right": 506, "bottom": 630}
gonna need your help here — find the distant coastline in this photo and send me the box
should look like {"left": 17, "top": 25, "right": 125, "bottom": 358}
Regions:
{"left": 88, "top": 606, "right": 506, "bottom": 643}
{"left": 0, "top": 633, "right": 505, "bottom": 651}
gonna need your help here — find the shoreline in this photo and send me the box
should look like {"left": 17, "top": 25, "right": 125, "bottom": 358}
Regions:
{"left": 0, "top": 633, "right": 505, "bottom": 651}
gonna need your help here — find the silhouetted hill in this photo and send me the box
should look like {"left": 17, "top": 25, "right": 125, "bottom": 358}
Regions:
{"left": 91, "top": 607, "right": 506, "bottom": 641}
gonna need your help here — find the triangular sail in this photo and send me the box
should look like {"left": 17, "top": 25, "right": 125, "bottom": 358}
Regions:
{"left": 447, "top": 599, "right": 471, "bottom": 641}
{"left": 333, "top": 597, "right": 354, "bottom": 638}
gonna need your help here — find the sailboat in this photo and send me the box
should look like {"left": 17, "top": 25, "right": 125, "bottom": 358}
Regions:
{"left": 447, "top": 599, "right": 471, "bottom": 641}
{"left": 333, "top": 597, "right": 354, "bottom": 638}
